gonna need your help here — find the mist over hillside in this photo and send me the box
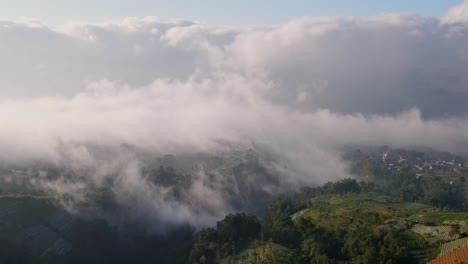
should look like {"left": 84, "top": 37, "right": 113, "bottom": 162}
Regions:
{"left": 0, "top": 146, "right": 297, "bottom": 229}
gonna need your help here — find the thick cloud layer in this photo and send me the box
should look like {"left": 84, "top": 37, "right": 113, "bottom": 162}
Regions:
{"left": 2, "top": 14, "right": 468, "bottom": 117}
{"left": 2, "top": 4, "right": 468, "bottom": 228}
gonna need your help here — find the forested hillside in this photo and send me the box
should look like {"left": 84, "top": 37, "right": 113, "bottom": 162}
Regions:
{"left": 1, "top": 147, "right": 468, "bottom": 263}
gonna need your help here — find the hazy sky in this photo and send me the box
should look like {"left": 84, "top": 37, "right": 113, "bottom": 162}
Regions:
{"left": 0, "top": 0, "right": 462, "bottom": 26}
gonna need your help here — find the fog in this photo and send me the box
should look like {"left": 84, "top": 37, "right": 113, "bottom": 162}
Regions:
{"left": 1, "top": 1, "right": 468, "bottom": 228}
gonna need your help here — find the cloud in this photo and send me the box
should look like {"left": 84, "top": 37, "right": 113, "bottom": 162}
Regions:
{"left": 2, "top": 7, "right": 468, "bottom": 228}
{"left": 3, "top": 14, "right": 468, "bottom": 117}
{"left": 442, "top": 0, "right": 468, "bottom": 24}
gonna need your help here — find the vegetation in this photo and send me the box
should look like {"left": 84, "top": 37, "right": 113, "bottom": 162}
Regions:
{"left": 191, "top": 182, "right": 458, "bottom": 263}
{"left": 0, "top": 146, "right": 468, "bottom": 263}
{"left": 191, "top": 213, "right": 261, "bottom": 264}
{"left": 189, "top": 147, "right": 468, "bottom": 264}
{"left": 440, "top": 237, "right": 468, "bottom": 256}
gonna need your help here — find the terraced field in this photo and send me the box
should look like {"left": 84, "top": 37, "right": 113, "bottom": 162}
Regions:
{"left": 400, "top": 230, "right": 439, "bottom": 263}
{"left": 410, "top": 212, "right": 468, "bottom": 225}
{"left": 25, "top": 224, "right": 62, "bottom": 256}
{"left": 43, "top": 238, "right": 73, "bottom": 256}
{"left": 440, "top": 237, "right": 468, "bottom": 257}
{"left": 410, "top": 224, "right": 459, "bottom": 244}
{"left": 48, "top": 212, "right": 74, "bottom": 235}
{"left": 297, "top": 193, "right": 468, "bottom": 263}
{"left": 0, "top": 196, "right": 74, "bottom": 257}
{"left": 0, "top": 200, "right": 20, "bottom": 218}
{"left": 429, "top": 245, "right": 468, "bottom": 264}
{"left": 308, "top": 192, "right": 432, "bottom": 215}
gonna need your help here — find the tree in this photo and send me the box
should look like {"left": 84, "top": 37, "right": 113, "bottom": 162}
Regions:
{"left": 191, "top": 214, "right": 262, "bottom": 263}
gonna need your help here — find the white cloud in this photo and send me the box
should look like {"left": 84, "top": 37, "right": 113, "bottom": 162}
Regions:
{"left": 3, "top": 14, "right": 468, "bottom": 117}
{"left": 442, "top": 0, "right": 468, "bottom": 24}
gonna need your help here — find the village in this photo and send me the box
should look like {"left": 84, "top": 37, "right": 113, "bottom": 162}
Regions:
{"left": 375, "top": 148, "right": 468, "bottom": 176}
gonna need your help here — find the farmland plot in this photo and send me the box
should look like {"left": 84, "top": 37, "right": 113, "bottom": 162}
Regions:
{"left": 410, "top": 224, "right": 460, "bottom": 244}
{"left": 48, "top": 211, "right": 74, "bottom": 235}
{"left": 429, "top": 245, "right": 468, "bottom": 264}
{"left": 0, "top": 200, "right": 20, "bottom": 219}
{"left": 25, "top": 224, "right": 62, "bottom": 256}
{"left": 43, "top": 238, "right": 73, "bottom": 256}
{"left": 439, "top": 237, "right": 468, "bottom": 256}
{"left": 401, "top": 230, "right": 439, "bottom": 263}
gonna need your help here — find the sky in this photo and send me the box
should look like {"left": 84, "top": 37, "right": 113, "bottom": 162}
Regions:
{"left": 0, "top": 0, "right": 463, "bottom": 26}
{"left": 2, "top": 0, "right": 468, "bottom": 226}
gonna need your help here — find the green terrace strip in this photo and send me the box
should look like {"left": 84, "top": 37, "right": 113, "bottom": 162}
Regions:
{"left": 439, "top": 237, "right": 468, "bottom": 257}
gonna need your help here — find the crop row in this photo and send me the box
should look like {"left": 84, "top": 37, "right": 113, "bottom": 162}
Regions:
{"left": 440, "top": 237, "right": 468, "bottom": 256}
{"left": 48, "top": 212, "right": 74, "bottom": 234}
{"left": 0, "top": 201, "right": 20, "bottom": 218}
{"left": 429, "top": 246, "right": 468, "bottom": 264}
{"left": 411, "top": 224, "right": 459, "bottom": 244}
